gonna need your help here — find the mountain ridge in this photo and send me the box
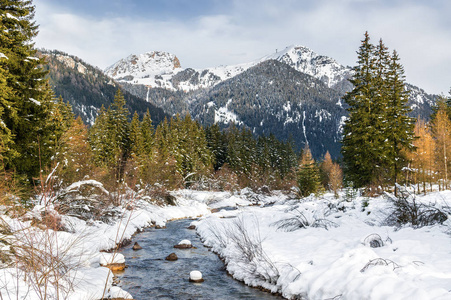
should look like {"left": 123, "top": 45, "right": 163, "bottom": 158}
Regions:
{"left": 41, "top": 45, "right": 437, "bottom": 159}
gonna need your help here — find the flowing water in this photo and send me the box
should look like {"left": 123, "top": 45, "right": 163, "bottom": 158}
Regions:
{"left": 117, "top": 218, "right": 283, "bottom": 299}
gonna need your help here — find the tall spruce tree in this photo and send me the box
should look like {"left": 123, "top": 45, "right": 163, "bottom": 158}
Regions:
{"left": 141, "top": 109, "right": 154, "bottom": 155}
{"left": 342, "top": 32, "right": 378, "bottom": 187}
{"left": 89, "top": 90, "right": 130, "bottom": 180}
{"left": 342, "top": 32, "right": 414, "bottom": 190}
{"left": 0, "top": 0, "right": 56, "bottom": 179}
{"left": 0, "top": 60, "right": 15, "bottom": 168}
{"left": 385, "top": 50, "right": 414, "bottom": 191}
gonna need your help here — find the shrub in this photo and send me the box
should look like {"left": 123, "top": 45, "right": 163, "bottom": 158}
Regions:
{"left": 273, "top": 206, "right": 337, "bottom": 232}
{"left": 385, "top": 185, "right": 448, "bottom": 228}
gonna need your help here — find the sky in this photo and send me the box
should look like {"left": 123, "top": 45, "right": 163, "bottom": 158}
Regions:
{"left": 34, "top": 0, "right": 451, "bottom": 95}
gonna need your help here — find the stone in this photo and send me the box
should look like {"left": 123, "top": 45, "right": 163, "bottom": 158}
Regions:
{"left": 189, "top": 270, "right": 204, "bottom": 283}
{"left": 100, "top": 253, "right": 126, "bottom": 272}
{"left": 187, "top": 225, "right": 196, "bottom": 230}
{"left": 155, "top": 225, "right": 166, "bottom": 229}
{"left": 174, "top": 239, "right": 192, "bottom": 249}
{"left": 103, "top": 263, "right": 126, "bottom": 272}
{"left": 165, "top": 253, "right": 178, "bottom": 261}
{"left": 132, "top": 242, "right": 142, "bottom": 251}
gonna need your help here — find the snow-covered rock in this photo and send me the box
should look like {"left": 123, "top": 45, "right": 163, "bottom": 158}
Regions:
{"left": 189, "top": 270, "right": 204, "bottom": 283}
{"left": 174, "top": 239, "right": 193, "bottom": 249}
{"left": 105, "top": 51, "right": 182, "bottom": 89}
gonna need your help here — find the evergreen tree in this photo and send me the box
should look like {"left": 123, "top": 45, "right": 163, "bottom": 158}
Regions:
{"left": 89, "top": 105, "right": 109, "bottom": 167}
{"left": 385, "top": 50, "right": 415, "bottom": 192}
{"left": 342, "top": 32, "right": 379, "bottom": 187}
{"left": 141, "top": 109, "right": 154, "bottom": 155}
{"left": 342, "top": 32, "right": 415, "bottom": 191}
{"left": 89, "top": 90, "right": 130, "bottom": 181}
{"left": 0, "top": 0, "right": 55, "bottom": 178}
{"left": 297, "top": 145, "right": 321, "bottom": 197}
{"left": 205, "top": 123, "right": 227, "bottom": 171}
{"left": 129, "top": 111, "right": 144, "bottom": 157}
{"left": 0, "top": 59, "right": 15, "bottom": 168}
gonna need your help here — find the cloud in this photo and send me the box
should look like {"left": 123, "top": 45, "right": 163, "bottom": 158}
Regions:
{"left": 34, "top": 0, "right": 451, "bottom": 94}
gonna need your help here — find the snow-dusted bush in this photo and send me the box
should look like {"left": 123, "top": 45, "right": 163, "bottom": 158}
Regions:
{"left": 385, "top": 186, "right": 449, "bottom": 228}
{"left": 218, "top": 215, "right": 281, "bottom": 287}
{"left": 52, "top": 180, "right": 124, "bottom": 223}
{"left": 273, "top": 205, "right": 337, "bottom": 232}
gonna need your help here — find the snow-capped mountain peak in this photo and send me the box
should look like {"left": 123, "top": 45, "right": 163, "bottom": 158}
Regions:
{"left": 260, "top": 45, "right": 351, "bottom": 88}
{"left": 105, "top": 51, "right": 181, "bottom": 87}
{"left": 104, "top": 45, "right": 353, "bottom": 92}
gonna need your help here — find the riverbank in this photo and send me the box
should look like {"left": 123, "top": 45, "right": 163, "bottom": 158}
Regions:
{"left": 0, "top": 185, "right": 262, "bottom": 299}
{"left": 117, "top": 218, "right": 283, "bottom": 299}
{"left": 2, "top": 185, "right": 450, "bottom": 299}
{"left": 195, "top": 190, "right": 451, "bottom": 300}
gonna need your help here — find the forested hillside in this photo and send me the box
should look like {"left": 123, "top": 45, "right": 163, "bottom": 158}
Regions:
{"left": 39, "top": 50, "right": 168, "bottom": 125}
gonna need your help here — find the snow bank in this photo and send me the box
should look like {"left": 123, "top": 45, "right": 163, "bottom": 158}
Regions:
{"left": 100, "top": 252, "right": 125, "bottom": 265}
{"left": 196, "top": 191, "right": 451, "bottom": 299}
{"left": 0, "top": 186, "right": 213, "bottom": 300}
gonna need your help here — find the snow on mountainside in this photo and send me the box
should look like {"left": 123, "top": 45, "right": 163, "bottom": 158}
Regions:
{"left": 260, "top": 45, "right": 352, "bottom": 89}
{"left": 104, "top": 45, "right": 352, "bottom": 92}
{"left": 105, "top": 51, "right": 182, "bottom": 89}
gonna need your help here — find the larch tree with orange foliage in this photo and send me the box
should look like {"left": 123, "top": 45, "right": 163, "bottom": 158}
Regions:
{"left": 431, "top": 97, "right": 451, "bottom": 190}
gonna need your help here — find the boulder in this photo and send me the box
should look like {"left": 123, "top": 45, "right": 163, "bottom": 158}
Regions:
{"left": 187, "top": 225, "right": 196, "bottom": 230}
{"left": 132, "top": 242, "right": 142, "bottom": 251}
{"left": 174, "top": 239, "right": 192, "bottom": 249}
{"left": 100, "top": 253, "right": 126, "bottom": 272}
{"left": 189, "top": 270, "right": 204, "bottom": 283}
{"left": 103, "top": 262, "right": 126, "bottom": 272}
{"left": 165, "top": 253, "right": 178, "bottom": 261}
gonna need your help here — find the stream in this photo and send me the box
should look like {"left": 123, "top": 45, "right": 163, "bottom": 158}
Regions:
{"left": 117, "top": 218, "right": 283, "bottom": 299}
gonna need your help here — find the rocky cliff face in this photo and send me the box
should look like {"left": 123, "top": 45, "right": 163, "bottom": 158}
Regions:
{"left": 104, "top": 51, "right": 182, "bottom": 89}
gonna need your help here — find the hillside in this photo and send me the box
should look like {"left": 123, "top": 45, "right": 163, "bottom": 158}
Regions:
{"left": 39, "top": 50, "right": 168, "bottom": 125}
{"left": 108, "top": 46, "right": 437, "bottom": 158}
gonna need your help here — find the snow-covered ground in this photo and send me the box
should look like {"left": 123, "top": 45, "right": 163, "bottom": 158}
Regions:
{"left": 0, "top": 184, "right": 216, "bottom": 300}
{"left": 195, "top": 190, "right": 451, "bottom": 300}
{"left": 1, "top": 184, "right": 450, "bottom": 299}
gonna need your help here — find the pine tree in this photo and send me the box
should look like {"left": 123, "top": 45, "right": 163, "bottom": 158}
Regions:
{"left": 342, "top": 32, "right": 415, "bottom": 191}
{"left": 89, "top": 105, "right": 109, "bottom": 167}
{"left": 141, "top": 109, "right": 154, "bottom": 155}
{"left": 342, "top": 32, "right": 379, "bottom": 187}
{"left": 385, "top": 50, "right": 415, "bottom": 193}
{"left": 129, "top": 111, "right": 144, "bottom": 157}
{"left": 0, "top": 0, "right": 56, "bottom": 179}
{"left": 297, "top": 145, "right": 321, "bottom": 197}
{"left": 205, "top": 123, "right": 227, "bottom": 171}
{"left": 0, "top": 60, "right": 15, "bottom": 168}
{"left": 89, "top": 90, "right": 131, "bottom": 181}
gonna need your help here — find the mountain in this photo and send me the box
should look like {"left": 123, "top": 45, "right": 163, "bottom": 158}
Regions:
{"left": 191, "top": 59, "right": 347, "bottom": 158}
{"left": 39, "top": 49, "right": 168, "bottom": 125}
{"left": 105, "top": 45, "right": 437, "bottom": 158}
